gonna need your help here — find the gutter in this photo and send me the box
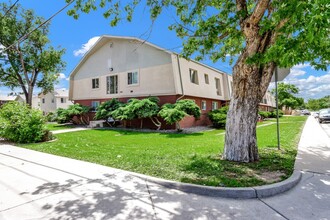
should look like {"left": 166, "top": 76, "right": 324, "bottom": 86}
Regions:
{"left": 176, "top": 54, "right": 185, "bottom": 101}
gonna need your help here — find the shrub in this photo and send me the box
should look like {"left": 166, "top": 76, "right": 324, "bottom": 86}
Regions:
{"left": 258, "top": 111, "right": 271, "bottom": 119}
{"left": 54, "top": 108, "right": 70, "bottom": 124}
{"left": 208, "top": 106, "right": 229, "bottom": 128}
{"left": 0, "top": 101, "right": 49, "bottom": 143}
{"left": 94, "top": 98, "right": 123, "bottom": 121}
{"left": 269, "top": 110, "right": 284, "bottom": 118}
{"left": 45, "top": 112, "right": 56, "bottom": 122}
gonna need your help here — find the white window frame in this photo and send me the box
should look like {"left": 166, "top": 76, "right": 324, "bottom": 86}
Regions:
{"left": 127, "top": 71, "right": 139, "bottom": 85}
{"left": 212, "top": 101, "right": 218, "bottom": 110}
{"left": 106, "top": 75, "right": 118, "bottom": 94}
{"left": 201, "top": 100, "right": 207, "bottom": 110}
{"left": 92, "top": 78, "right": 99, "bottom": 89}
{"left": 61, "top": 98, "right": 66, "bottom": 103}
{"left": 189, "top": 69, "right": 199, "bottom": 84}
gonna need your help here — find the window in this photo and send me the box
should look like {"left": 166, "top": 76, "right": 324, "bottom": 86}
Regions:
{"left": 212, "top": 101, "right": 218, "bottom": 110}
{"left": 128, "top": 71, "right": 138, "bottom": 85}
{"left": 201, "top": 100, "right": 207, "bottom": 110}
{"left": 51, "top": 98, "right": 54, "bottom": 103}
{"left": 106, "top": 75, "right": 118, "bottom": 94}
{"left": 92, "top": 78, "right": 99, "bottom": 89}
{"left": 189, "top": 69, "right": 199, "bottom": 84}
{"left": 204, "top": 74, "right": 209, "bottom": 84}
{"left": 215, "top": 77, "right": 222, "bottom": 96}
{"left": 61, "top": 98, "right": 66, "bottom": 103}
{"left": 263, "top": 98, "right": 267, "bottom": 104}
{"left": 42, "top": 98, "right": 45, "bottom": 104}
{"left": 91, "top": 101, "right": 100, "bottom": 112}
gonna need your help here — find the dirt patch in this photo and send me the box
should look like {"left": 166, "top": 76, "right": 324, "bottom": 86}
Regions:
{"left": 255, "top": 170, "right": 285, "bottom": 183}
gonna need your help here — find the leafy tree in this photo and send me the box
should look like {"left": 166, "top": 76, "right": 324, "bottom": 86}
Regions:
{"left": 54, "top": 108, "right": 71, "bottom": 124}
{"left": 159, "top": 99, "right": 201, "bottom": 130}
{"left": 66, "top": 0, "right": 329, "bottom": 162}
{"left": 307, "top": 95, "right": 330, "bottom": 110}
{"left": 0, "top": 3, "right": 65, "bottom": 106}
{"left": 67, "top": 104, "right": 90, "bottom": 125}
{"left": 208, "top": 106, "right": 229, "bottom": 128}
{"left": 271, "top": 83, "right": 304, "bottom": 109}
{"left": 94, "top": 98, "right": 123, "bottom": 125}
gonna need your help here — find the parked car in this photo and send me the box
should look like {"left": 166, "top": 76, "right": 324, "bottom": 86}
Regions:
{"left": 313, "top": 112, "right": 319, "bottom": 118}
{"left": 318, "top": 108, "right": 330, "bottom": 124}
{"left": 301, "top": 109, "right": 311, "bottom": 115}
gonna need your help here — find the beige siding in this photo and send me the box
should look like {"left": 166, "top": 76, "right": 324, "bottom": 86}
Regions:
{"left": 175, "top": 57, "right": 230, "bottom": 100}
{"left": 71, "top": 38, "right": 176, "bottom": 100}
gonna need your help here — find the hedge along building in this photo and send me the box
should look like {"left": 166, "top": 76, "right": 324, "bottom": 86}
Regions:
{"left": 69, "top": 35, "right": 274, "bottom": 128}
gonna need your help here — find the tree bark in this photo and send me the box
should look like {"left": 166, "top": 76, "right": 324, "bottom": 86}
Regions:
{"left": 223, "top": 52, "right": 275, "bottom": 162}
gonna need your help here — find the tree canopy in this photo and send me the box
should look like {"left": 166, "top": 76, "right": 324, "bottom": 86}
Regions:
{"left": 65, "top": 0, "right": 329, "bottom": 162}
{"left": 271, "top": 83, "right": 304, "bottom": 109}
{"left": 306, "top": 95, "right": 330, "bottom": 110}
{"left": 0, "top": 3, "right": 65, "bottom": 105}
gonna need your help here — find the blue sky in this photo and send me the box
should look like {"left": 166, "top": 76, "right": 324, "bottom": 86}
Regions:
{"left": 1, "top": 0, "right": 329, "bottom": 100}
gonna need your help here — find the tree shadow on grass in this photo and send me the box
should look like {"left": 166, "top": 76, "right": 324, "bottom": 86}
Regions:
{"left": 179, "top": 148, "right": 296, "bottom": 187}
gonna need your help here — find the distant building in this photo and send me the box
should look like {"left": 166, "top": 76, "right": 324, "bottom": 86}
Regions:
{"left": 15, "top": 95, "right": 40, "bottom": 109}
{"left": 0, "top": 95, "right": 16, "bottom": 107}
{"left": 39, "top": 89, "right": 73, "bottom": 113}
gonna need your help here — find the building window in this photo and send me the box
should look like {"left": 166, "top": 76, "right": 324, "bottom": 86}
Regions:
{"left": 128, "top": 71, "right": 138, "bottom": 85}
{"left": 204, "top": 74, "right": 209, "bottom": 84}
{"left": 215, "top": 77, "right": 222, "bottom": 96}
{"left": 61, "top": 98, "right": 66, "bottom": 103}
{"left": 106, "top": 75, "right": 118, "bottom": 94}
{"left": 263, "top": 98, "right": 267, "bottom": 104}
{"left": 92, "top": 78, "right": 99, "bottom": 89}
{"left": 51, "top": 98, "right": 54, "bottom": 103}
{"left": 42, "top": 98, "right": 45, "bottom": 104}
{"left": 212, "top": 101, "right": 218, "bottom": 110}
{"left": 201, "top": 100, "right": 207, "bottom": 110}
{"left": 189, "top": 69, "right": 199, "bottom": 84}
{"left": 91, "top": 101, "right": 100, "bottom": 112}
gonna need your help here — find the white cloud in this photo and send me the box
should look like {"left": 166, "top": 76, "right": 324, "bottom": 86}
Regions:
{"left": 57, "top": 73, "right": 69, "bottom": 81}
{"left": 73, "top": 36, "right": 100, "bottom": 57}
{"left": 289, "top": 68, "right": 306, "bottom": 78}
{"left": 292, "top": 63, "right": 310, "bottom": 69}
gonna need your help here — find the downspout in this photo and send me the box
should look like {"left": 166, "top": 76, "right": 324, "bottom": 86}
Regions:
{"left": 225, "top": 74, "right": 231, "bottom": 106}
{"left": 176, "top": 54, "right": 185, "bottom": 102}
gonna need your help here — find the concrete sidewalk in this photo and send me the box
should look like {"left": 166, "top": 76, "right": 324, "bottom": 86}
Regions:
{"left": 0, "top": 116, "right": 329, "bottom": 219}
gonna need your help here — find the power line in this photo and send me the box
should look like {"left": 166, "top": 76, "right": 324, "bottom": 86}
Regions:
{"left": 3, "top": 0, "right": 74, "bottom": 52}
{"left": 0, "top": 0, "right": 20, "bottom": 18}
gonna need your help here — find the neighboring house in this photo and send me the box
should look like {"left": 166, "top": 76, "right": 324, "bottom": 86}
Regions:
{"left": 0, "top": 95, "right": 16, "bottom": 107}
{"left": 15, "top": 95, "right": 41, "bottom": 109}
{"left": 69, "top": 35, "right": 276, "bottom": 128}
{"left": 39, "top": 89, "right": 73, "bottom": 114}
{"left": 259, "top": 91, "right": 276, "bottom": 112}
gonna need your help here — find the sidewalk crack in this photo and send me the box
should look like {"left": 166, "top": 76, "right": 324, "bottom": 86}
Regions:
{"left": 144, "top": 179, "right": 158, "bottom": 220}
{"left": 258, "top": 198, "right": 290, "bottom": 220}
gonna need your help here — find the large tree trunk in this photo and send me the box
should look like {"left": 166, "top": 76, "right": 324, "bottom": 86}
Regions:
{"left": 223, "top": 51, "right": 275, "bottom": 162}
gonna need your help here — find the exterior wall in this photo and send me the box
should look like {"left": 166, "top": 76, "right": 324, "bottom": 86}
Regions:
{"left": 39, "top": 93, "right": 57, "bottom": 113}
{"left": 56, "top": 97, "right": 73, "bottom": 109}
{"left": 174, "top": 56, "right": 231, "bottom": 101}
{"left": 71, "top": 38, "right": 176, "bottom": 101}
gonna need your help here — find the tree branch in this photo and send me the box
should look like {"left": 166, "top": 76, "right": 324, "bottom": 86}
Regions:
{"left": 249, "top": 0, "right": 270, "bottom": 25}
{"left": 16, "top": 44, "right": 30, "bottom": 85}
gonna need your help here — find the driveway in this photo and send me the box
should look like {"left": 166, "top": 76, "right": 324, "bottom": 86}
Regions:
{"left": 0, "top": 116, "right": 330, "bottom": 220}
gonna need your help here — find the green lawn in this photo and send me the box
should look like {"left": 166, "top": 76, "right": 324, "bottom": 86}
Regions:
{"left": 45, "top": 123, "right": 76, "bottom": 131}
{"left": 22, "top": 116, "right": 307, "bottom": 187}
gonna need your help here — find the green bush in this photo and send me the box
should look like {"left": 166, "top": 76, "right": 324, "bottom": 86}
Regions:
{"left": 54, "top": 108, "right": 70, "bottom": 124}
{"left": 0, "top": 101, "right": 50, "bottom": 143}
{"left": 269, "top": 110, "right": 284, "bottom": 118}
{"left": 208, "top": 106, "right": 229, "bottom": 128}
{"left": 258, "top": 111, "right": 271, "bottom": 119}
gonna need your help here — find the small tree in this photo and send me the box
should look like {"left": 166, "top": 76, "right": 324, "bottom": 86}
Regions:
{"left": 208, "top": 106, "right": 229, "bottom": 128}
{"left": 271, "top": 83, "right": 304, "bottom": 109}
{"left": 94, "top": 98, "right": 123, "bottom": 126}
{"left": 67, "top": 104, "right": 90, "bottom": 125}
{"left": 159, "top": 99, "right": 201, "bottom": 131}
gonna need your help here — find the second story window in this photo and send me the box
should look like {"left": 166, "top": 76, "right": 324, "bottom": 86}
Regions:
{"left": 51, "top": 98, "right": 54, "bottom": 103}
{"left": 128, "top": 71, "right": 138, "bottom": 85}
{"left": 204, "top": 74, "right": 209, "bottom": 84}
{"left": 106, "top": 75, "right": 118, "bottom": 94}
{"left": 42, "top": 98, "right": 45, "bottom": 104}
{"left": 189, "top": 69, "right": 199, "bottom": 84}
{"left": 92, "top": 78, "right": 99, "bottom": 89}
{"left": 215, "top": 77, "right": 222, "bottom": 96}
{"left": 61, "top": 98, "right": 66, "bottom": 103}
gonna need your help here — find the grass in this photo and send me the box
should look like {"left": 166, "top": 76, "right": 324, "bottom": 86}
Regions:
{"left": 21, "top": 116, "right": 307, "bottom": 187}
{"left": 45, "top": 123, "right": 76, "bottom": 131}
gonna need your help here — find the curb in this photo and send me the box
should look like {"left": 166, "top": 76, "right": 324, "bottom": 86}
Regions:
{"left": 133, "top": 170, "right": 302, "bottom": 199}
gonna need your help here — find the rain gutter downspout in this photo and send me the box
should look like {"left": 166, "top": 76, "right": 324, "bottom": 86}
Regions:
{"left": 176, "top": 54, "right": 185, "bottom": 101}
